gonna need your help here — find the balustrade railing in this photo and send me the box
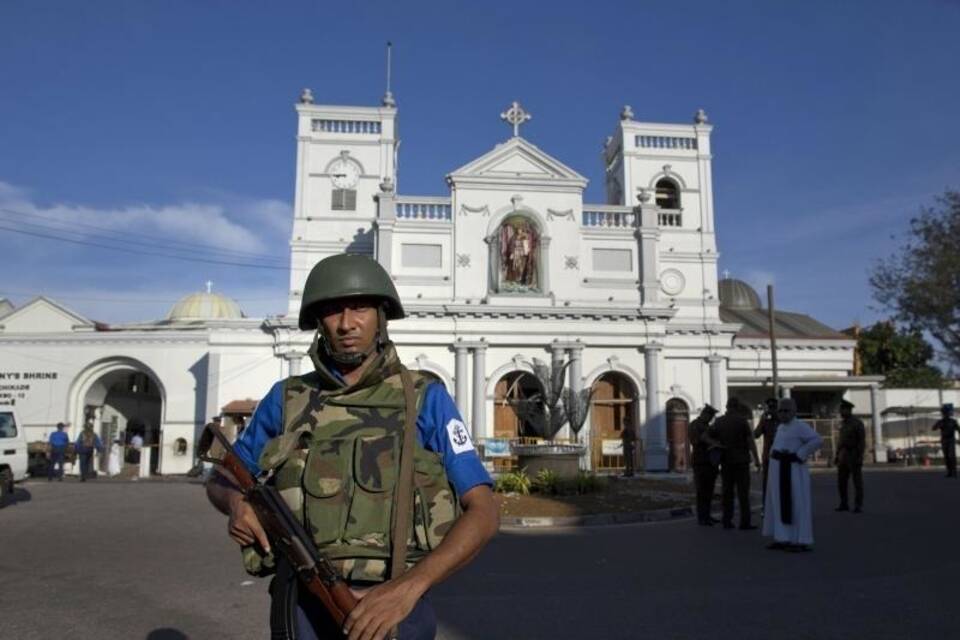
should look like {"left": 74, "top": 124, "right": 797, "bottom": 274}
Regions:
{"left": 582, "top": 208, "right": 637, "bottom": 228}
{"left": 635, "top": 135, "right": 697, "bottom": 150}
{"left": 582, "top": 206, "right": 683, "bottom": 229}
{"left": 311, "top": 119, "right": 381, "bottom": 134}
{"left": 658, "top": 211, "right": 682, "bottom": 227}
{"left": 395, "top": 199, "right": 452, "bottom": 221}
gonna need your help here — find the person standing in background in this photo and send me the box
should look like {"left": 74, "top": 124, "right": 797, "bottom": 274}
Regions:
{"left": 715, "top": 398, "right": 761, "bottom": 530}
{"left": 688, "top": 404, "right": 721, "bottom": 526}
{"left": 835, "top": 399, "right": 866, "bottom": 512}
{"left": 75, "top": 424, "right": 103, "bottom": 481}
{"left": 47, "top": 422, "right": 69, "bottom": 481}
{"left": 763, "top": 398, "right": 823, "bottom": 552}
{"left": 932, "top": 403, "right": 959, "bottom": 477}
{"left": 753, "top": 398, "right": 779, "bottom": 504}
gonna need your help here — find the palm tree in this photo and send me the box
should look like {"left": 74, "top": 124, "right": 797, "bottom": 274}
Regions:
{"left": 506, "top": 358, "right": 593, "bottom": 442}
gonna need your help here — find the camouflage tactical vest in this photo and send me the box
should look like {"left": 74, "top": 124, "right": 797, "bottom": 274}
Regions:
{"left": 243, "top": 345, "right": 460, "bottom": 583}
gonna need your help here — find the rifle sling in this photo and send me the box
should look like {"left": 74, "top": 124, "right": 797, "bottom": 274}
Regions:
{"left": 390, "top": 367, "right": 418, "bottom": 582}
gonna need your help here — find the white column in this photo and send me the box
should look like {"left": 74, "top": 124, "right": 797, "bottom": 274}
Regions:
{"left": 568, "top": 342, "right": 584, "bottom": 394}
{"left": 471, "top": 343, "right": 487, "bottom": 441}
{"left": 644, "top": 343, "right": 668, "bottom": 471}
{"left": 454, "top": 343, "right": 469, "bottom": 421}
{"left": 547, "top": 341, "right": 566, "bottom": 437}
{"left": 870, "top": 384, "right": 886, "bottom": 463}
{"left": 635, "top": 191, "right": 662, "bottom": 308}
{"left": 139, "top": 446, "right": 152, "bottom": 478}
{"left": 375, "top": 182, "right": 397, "bottom": 272}
{"left": 568, "top": 342, "right": 586, "bottom": 464}
{"left": 205, "top": 352, "right": 221, "bottom": 424}
{"left": 550, "top": 340, "right": 565, "bottom": 372}
{"left": 286, "top": 352, "right": 305, "bottom": 377}
{"left": 706, "top": 355, "right": 724, "bottom": 408}
{"left": 694, "top": 117, "right": 715, "bottom": 234}
{"left": 781, "top": 385, "right": 793, "bottom": 399}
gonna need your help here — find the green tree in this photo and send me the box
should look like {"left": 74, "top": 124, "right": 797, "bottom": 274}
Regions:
{"left": 857, "top": 321, "right": 943, "bottom": 388}
{"left": 871, "top": 190, "right": 960, "bottom": 369}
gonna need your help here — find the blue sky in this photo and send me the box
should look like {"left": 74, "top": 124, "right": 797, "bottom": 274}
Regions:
{"left": 1, "top": 0, "right": 958, "bottom": 329}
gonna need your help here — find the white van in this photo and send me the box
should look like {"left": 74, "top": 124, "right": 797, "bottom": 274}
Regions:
{"left": 0, "top": 407, "right": 28, "bottom": 503}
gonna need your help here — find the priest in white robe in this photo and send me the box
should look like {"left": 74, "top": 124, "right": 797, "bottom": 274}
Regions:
{"left": 762, "top": 398, "right": 823, "bottom": 551}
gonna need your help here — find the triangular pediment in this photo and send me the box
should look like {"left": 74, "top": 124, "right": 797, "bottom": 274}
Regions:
{"left": 0, "top": 296, "right": 94, "bottom": 333}
{"left": 448, "top": 137, "right": 588, "bottom": 189}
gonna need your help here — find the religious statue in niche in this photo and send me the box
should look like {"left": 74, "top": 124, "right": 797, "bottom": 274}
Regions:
{"left": 497, "top": 215, "right": 539, "bottom": 292}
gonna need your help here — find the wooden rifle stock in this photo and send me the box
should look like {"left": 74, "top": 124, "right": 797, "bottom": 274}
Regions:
{"left": 198, "top": 424, "right": 358, "bottom": 626}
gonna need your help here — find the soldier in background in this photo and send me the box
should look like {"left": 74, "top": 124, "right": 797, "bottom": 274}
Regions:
{"left": 688, "top": 404, "right": 721, "bottom": 526}
{"left": 932, "top": 403, "right": 959, "bottom": 478}
{"left": 835, "top": 399, "right": 866, "bottom": 512}
{"left": 715, "top": 397, "right": 761, "bottom": 530}
{"left": 753, "top": 398, "right": 779, "bottom": 504}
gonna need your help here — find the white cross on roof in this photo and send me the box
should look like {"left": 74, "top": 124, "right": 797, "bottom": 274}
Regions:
{"left": 500, "top": 101, "right": 531, "bottom": 137}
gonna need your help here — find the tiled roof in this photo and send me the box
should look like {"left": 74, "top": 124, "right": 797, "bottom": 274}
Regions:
{"left": 720, "top": 307, "right": 849, "bottom": 340}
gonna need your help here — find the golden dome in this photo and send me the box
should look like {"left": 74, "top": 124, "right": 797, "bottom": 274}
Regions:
{"left": 167, "top": 289, "right": 244, "bottom": 321}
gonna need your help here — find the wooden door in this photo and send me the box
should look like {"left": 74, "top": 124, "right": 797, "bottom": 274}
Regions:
{"left": 591, "top": 374, "right": 635, "bottom": 471}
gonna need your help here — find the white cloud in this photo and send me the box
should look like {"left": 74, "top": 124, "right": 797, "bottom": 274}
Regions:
{"left": 0, "top": 180, "right": 291, "bottom": 255}
{"left": 0, "top": 179, "right": 294, "bottom": 323}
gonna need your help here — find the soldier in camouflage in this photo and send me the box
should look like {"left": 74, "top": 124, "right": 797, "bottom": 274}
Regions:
{"left": 206, "top": 254, "right": 499, "bottom": 640}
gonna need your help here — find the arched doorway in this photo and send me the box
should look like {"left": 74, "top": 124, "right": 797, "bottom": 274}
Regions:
{"left": 590, "top": 372, "right": 638, "bottom": 472}
{"left": 492, "top": 371, "right": 543, "bottom": 472}
{"left": 71, "top": 359, "right": 164, "bottom": 477}
{"left": 666, "top": 398, "right": 690, "bottom": 472}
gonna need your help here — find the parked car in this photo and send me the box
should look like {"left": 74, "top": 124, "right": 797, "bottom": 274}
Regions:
{"left": 0, "top": 407, "right": 28, "bottom": 505}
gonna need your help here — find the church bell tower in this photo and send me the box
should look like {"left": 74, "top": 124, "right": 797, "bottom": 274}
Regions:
{"left": 287, "top": 87, "right": 399, "bottom": 318}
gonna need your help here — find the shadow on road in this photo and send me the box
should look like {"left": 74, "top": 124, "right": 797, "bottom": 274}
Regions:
{"left": 146, "top": 628, "right": 189, "bottom": 640}
{"left": 0, "top": 487, "right": 32, "bottom": 508}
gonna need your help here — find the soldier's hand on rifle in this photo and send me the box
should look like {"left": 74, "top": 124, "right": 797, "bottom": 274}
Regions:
{"left": 343, "top": 576, "right": 423, "bottom": 640}
{"left": 227, "top": 493, "right": 271, "bottom": 554}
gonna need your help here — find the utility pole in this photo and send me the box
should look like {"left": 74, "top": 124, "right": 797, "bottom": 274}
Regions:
{"left": 767, "top": 284, "right": 780, "bottom": 398}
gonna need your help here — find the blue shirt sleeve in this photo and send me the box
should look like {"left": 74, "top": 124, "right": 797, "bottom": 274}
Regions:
{"left": 234, "top": 381, "right": 284, "bottom": 475}
{"left": 417, "top": 382, "right": 493, "bottom": 499}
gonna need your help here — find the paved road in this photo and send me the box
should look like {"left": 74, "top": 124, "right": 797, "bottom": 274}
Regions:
{"left": 1, "top": 470, "right": 957, "bottom": 639}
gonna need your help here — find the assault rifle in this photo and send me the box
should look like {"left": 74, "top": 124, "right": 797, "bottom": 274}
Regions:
{"left": 197, "top": 424, "right": 358, "bottom": 626}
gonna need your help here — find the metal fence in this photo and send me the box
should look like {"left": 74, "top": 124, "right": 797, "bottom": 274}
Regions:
{"left": 805, "top": 417, "right": 877, "bottom": 466}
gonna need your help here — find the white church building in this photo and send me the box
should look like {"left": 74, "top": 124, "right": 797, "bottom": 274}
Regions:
{"left": 0, "top": 90, "right": 886, "bottom": 475}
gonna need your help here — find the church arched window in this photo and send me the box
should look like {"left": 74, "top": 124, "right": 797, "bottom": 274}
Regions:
{"left": 655, "top": 178, "right": 680, "bottom": 209}
{"left": 490, "top": 215, "right": 541, "bottom": 294}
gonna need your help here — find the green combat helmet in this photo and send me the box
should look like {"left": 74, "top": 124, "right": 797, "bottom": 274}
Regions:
{"left": 299, "top": 254, "right": 404, "bottom": 368}
{"left": 298, "top": 254, "right": 404, "bottom": 330}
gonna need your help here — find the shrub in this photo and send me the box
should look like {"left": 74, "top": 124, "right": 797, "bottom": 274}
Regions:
{"left": 555, "top": 471, "right": 608, "bottom": 495}
{"left": 532, "top": 468, "right": 560, "bottom": 495}
{"left": 576, "top": 471, "right": 608, "bottom": 494}
{"left": 494, "top": 468, "right": 531, "bottom": 495}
